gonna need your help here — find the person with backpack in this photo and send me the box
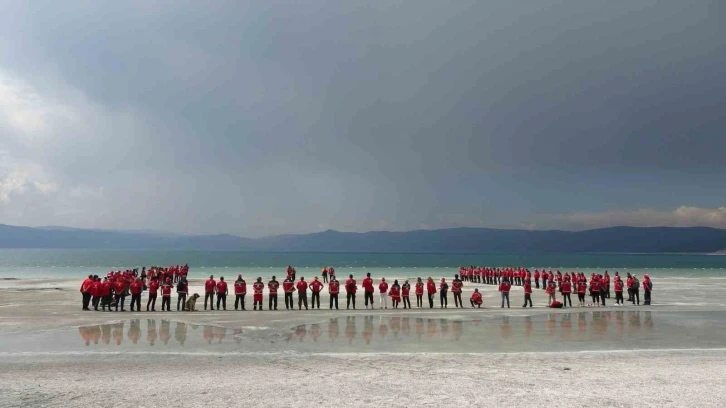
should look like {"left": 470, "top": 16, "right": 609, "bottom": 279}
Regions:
{"left": 626, "top": 273, "right": 634, "bottom": 302}
{"left": 234, "top": 275, "right": 247, "bottom": 310}
{"left": 452, "top": 274, "right": 463, "bottom": 308}
{"left": 630, "top": 275, "right": 640, "bottom": 305}
{"left": 345, "top": 274, "right": 357, "bottom": 309}
{"left": 426, "top": 277, "right": 437, "bottom": 308}
{"left": 175, "top": 277, "right": 187, "bottom": 311}
{"left": 328, "top": 276, "right": 340, "bottom": 310}
{"left": 296, "top": 277, "right": 309, "bottom": 310}
{"left": 415, "top": 278, "right": 424, "bottom": 308}
{"left": 252, "top": 277, "right": 265, "bottom": 311}
{"left": 401, "top": 280, "right": 411, "bottom": 309}
{"left": 268, "top": 275, "right": 280, "bottom": 311}
{"left": 499, "top": 277, "right": 511, "bottom": 308}
{"left": 439, "top": 278, "right": 449, "bottom": 308}
{"left": 643, "top": 274, "right": 653, "bottom": 305}
{"left": 389, "top": 280, "right": 401, "bottom": 309}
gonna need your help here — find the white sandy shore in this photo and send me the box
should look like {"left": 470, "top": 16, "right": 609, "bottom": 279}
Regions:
{"left": 1, "top": 352, "right": 726, "bottom": 407}
{"left": 2, "top": 276, "right": 726, "bottom": 407}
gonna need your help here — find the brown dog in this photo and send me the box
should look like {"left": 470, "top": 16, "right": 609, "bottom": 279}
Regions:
{"left": 184, "top": 293, "right": 200, "bottom": 311}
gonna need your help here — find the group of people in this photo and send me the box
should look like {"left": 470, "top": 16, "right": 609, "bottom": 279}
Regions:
{"left": 80, "top": 264, "right": 654, "bottom": 312}
{"left": 481, "top": 267, "right": 654, "bottom": 308}
{"left": 79, "top": 264, "right": 191, "bottom": 312}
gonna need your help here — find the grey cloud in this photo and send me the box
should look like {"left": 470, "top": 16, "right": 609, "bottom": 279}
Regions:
{"left": 0, "top": 1, "right": 724, "bottom": 236}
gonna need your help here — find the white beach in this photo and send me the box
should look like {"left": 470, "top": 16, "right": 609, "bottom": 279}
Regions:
{"left": 1, "top": 275, "right": 726, "bottom": 407}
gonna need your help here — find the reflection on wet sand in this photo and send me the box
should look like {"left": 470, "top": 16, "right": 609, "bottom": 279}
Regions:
{"left": 78, "top": 320, "right": 233, "bottom": 347}
{"left": 77, "top": 312, "right": 656, "bottom": 347}
{"left": 277, "top": 312, "right": 654, "bottom": 345}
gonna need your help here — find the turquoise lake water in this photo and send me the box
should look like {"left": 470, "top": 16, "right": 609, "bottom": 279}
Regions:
{"left": 1, "top": 249, "right": 726, "bottom": 278}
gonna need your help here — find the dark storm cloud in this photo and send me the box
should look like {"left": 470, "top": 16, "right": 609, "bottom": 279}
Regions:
{"left": 0, "top": 1, "right": 724, "bottom": 235}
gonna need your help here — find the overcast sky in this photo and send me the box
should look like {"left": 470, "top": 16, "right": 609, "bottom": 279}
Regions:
{"left": 1, "top": 1, "right": 724, "bottom": 237}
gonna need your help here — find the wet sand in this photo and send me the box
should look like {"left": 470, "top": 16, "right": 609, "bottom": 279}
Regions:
{"left": 1, "top": 276, "right": 726, "bottom": 407}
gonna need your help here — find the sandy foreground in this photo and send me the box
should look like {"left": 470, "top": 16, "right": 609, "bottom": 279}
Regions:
{"left": 2, "top": 352, "right": 726, "bottom": 407}
{"left": 1, "top": 276, "right": 726, "bottom": 407}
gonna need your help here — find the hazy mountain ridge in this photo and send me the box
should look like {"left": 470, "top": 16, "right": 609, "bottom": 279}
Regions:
{"left": 2, "top": 224, "right": 726, "bottom": 253}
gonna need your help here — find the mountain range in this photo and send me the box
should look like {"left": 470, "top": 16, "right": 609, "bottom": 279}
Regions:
{"left": 1, "top": 224, "right": 726, "bottom": 253}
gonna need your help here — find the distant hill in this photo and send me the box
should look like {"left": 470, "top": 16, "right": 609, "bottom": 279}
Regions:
{"left": 2, "top": 224, "right": 726, "bottom": 253}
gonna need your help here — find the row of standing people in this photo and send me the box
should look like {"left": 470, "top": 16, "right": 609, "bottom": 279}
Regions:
{"left": 82, "top": 267, "right": 653, "bottom": 312}
{"left": 206, "top": 273, "right": 473, "bottom": 311}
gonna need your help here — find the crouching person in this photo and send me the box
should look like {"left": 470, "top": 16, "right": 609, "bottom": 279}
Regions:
{"left": 470, "top": 289, "right": 483, "bottom": 308}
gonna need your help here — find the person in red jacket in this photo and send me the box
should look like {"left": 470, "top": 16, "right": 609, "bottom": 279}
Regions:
{"left": 234, "top": 275, "right": 247, "bottom": 310}
{"left": 415, "top": 278, "right": 424, "bottom": 308}
{"left": 80, "top": 275, "right": 94, "bottom": 311}
{"left": 362, "top": 272, "right": 375, "bottom": 309}
{"left": 499, "top": 277, "right": 511, "bottom": 308}
{"left": 614, "top": 276, "right": 624, "bottom": 305}
{"left": 282, "top": 276, "right": 294, "bottom": 310}
{"left": 378, "top": 278, "right": 389, "bottom": 309}
{"left": 523, "top": 278, "right": 533, "bottom": 308}
{"left": 401, "top": 280, "right": 411, "bottom": 309}
{"left": 328, "top": 276, "right": 340, "bottom": 310}
{"left": 252, "top": 277, "right": 265, "bottom": 311}
{"left": 426, "top": 277, "right": 437, "bottom": 308}
{"left": 268, "top": 276, "right": 280, "bottom": 311}
{"left": 101, "top": 277, "right": 113, "bottom": 312}
{"left": 389, "top": 280, "right": 401, "bottom": 309}
{"left": 309, "top": 276, "right": 323, "bottom": 309}
{"left": 204, "top": 275, "right": 216, "bottom": 311}
{"left": 590, "top": 276, "right": 601, "bottom": 307}
{"left": 345, "top": 274, "right": 357, "bottom": 309}
{"left": 147, "top": 276, "right": 159, "bottom": 311}
{"left": 113, "top": 278, "right": 127, "bottom": 312}
{"left": 90, "top": 277, "right": 103, "bottom": 311}
{"left": 296, "top": 277, "right": 309, "bottom": 310}
{"left": 452, "top": 274, "right": 464, "bottom": 308}
{"left": 598, "top": 274, "right": 607, "bottom": 307}
{"left": 160, "top": 278, "right": 173, "bottom": 311}
{"left": 470, "top": 289, "right": 483, "bottom": 308}
{"left": 129, "top": 278, "right": 143, "bottom": 312}
{"left": 545, "top": 279, "right": 557, "bottom": 306}
{"left": 577, "top": 278, "right": 587, "bottom": 307}
{"left": 216, "top": 277, "right": 228, "bottom": 311}
{"left": 560, "top": 277, "right": 572, "bottom": 308}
